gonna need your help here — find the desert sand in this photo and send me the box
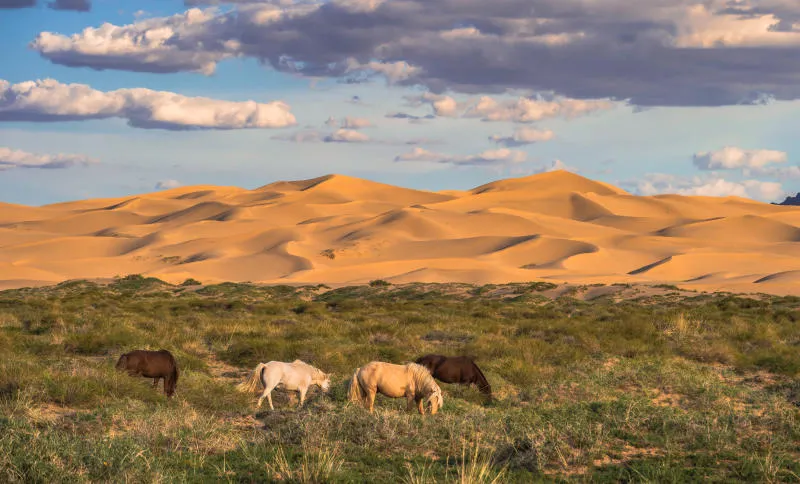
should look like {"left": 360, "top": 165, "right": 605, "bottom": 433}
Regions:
{"left": 1, "top": 170, "right": 799, "bottom": 295}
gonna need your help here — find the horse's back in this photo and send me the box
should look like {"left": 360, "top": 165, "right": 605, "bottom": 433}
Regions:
{"left": 119, "top": 349, "right": 175, "bottom": 376}
{"left": 263, "top": 360, "right": 314, "bottom": 387}
{"left": 359, "top": 361, "right": 412, "bottom": 397}
{"left": 432, "top": 356, "right": 475, "bottom": 383}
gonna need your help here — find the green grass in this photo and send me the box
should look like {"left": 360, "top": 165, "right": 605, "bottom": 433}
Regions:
{"left": 0, "top": 281, "right": 798, "bottom": 482}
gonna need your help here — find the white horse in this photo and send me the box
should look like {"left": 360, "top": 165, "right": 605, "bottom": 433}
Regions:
{"left": 237, "top": 359, "right": 332, "bottom": 410}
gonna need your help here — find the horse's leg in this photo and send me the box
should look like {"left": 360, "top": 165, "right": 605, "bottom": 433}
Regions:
{"left": 417, "top": 398, "right": 425, "bottom": 415}
{"left": 367, "top": 389, "right": 377, "bottom": 413}
{"left": 258, "top": 382, "right": 277, "bottom": 410}
{"left": 406, "top": 392, "right": 415, "bottom": 412}
{"left": 256, "top": 387, "right": 275, "bottom": 410}
{"left": 298, "top": 387, "right": 308, "bottom": 407}
{"left": 152, "top": 378, "right": 159, "bottom": 389}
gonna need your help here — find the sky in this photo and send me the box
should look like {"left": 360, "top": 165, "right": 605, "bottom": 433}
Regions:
{"left": 2, "top": 0, "right": 800, "bottom": 205}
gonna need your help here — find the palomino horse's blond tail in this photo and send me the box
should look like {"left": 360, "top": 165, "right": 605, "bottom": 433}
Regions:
{"left": 237, "top": 363, "right": 267, "bottom": 393}
{"left": 347, "top": 368, "right": 366, "bottom": 406}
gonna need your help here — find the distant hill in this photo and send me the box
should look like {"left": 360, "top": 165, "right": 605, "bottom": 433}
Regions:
{"left": 776, "top": 194, "right": 800, "bottom": 206}
{"left": 1, "top": 170, "right": 800, "bottom": 295}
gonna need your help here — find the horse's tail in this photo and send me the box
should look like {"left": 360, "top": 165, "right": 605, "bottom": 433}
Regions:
{"left": 472, "top": 362, "right": 493, "bottom": 400}
{"left": 165, "top": 363, "right": 179, "bottom": 397}
{"left": 237, "top": 363, "right": 267, "bottom": 393}
{"left": 347, "top": 368, "right": 366, "bottom": 407}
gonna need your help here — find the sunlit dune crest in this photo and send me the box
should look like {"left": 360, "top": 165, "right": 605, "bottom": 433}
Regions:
{"left": 1, "top": 170, "right": 799, "bottom": 295}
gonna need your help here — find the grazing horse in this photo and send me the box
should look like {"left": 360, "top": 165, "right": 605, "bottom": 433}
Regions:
{"left": 116, "top": 349, "right": 179, "bottom": 397}
{"left": 348, "top": 362, "right": 443, "bottom": 415}
{"left": 237, "top": 360, "right": 332, "bottom": 410}
{"left": 415, "top": 355, "right": 492, "bottom": 401}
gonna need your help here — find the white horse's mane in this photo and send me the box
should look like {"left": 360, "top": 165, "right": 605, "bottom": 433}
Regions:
{"left": 290, "top": 359, "right": 326, "bottom": 380}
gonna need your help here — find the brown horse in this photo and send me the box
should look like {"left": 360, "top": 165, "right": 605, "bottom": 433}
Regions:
{"left": 415, "top": 355, "right": 492, "bottom": 401}
{"left": 116, "top": 349, "right": 179, "bottom": 397}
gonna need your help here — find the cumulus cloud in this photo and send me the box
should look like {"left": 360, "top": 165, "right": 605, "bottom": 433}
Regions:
{"left": 272, "top": 130, "right": 323, "bottom": 143}
{"left": 385, "top": 112, "right": 435, "bottom": 123}
{"left": 693, "top": 146, "right": 788, "bottom": 170}
{"left": 273, "top": 128, "right": 369, "bottom": 143}
{"left": 0, "top": 146, "right": 98, "bottom": 170}
{"left": 394, "top": 147, "right": 526, "bottom": 166}
{"left": 31, "top": 9, "right": 235, "bottom": 75}
{"left": 324, "top": 128, "right": 369, "bottom": 143}
{"left": 30, "top": 1, "right": 800, "bottom": 106}
{"left": 325, "top": 116, "right": 372, "bottom": 129}
{"left": 344, "top": 59, "right": 422, "bottom": 84}
{"left": 155, "top": 179, "right": 182, "bottom": 190}
{"left": 340, "top": 116, "right": 372, "bottom": 129}
{"left": 406, "top": 94, "right": 615, "bottom": 122}
{"left": 535, "top": 159, "right": 577, "bottom": 173}
{"left": 404, "top": 93, "right": 461, "bottom": 117}
{"left": 490, "top": 127, "right": 555, "bottom": 147}
{"left": 627, "top": 173, "right": 785, "bottom": 202}
{"left": 0, "top": 78, "right": 296, "bottom": 130}
{"left": 745, "top": 165, "right": 800, "bottom": 179}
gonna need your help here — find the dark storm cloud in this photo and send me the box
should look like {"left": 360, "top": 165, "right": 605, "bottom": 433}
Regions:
{"left": 48, "top": 0, "right": 91, "bottom": 11}
{"left": 0, "top": 0, "right": 91, "bottom": 10}
{"left": 30, "top": 0, "right": 800, "bottom": 106}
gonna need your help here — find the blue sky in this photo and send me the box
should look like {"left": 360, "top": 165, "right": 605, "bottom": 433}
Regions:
{"left": 2, "top": 0, "right": 800, "bottom": 205}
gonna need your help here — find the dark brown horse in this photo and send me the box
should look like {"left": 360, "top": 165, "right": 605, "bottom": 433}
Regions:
{"left": 116, "top": 349, "right": 179, "bottom": 397}
{"left": 415, "top": 354, "right": 492, "bottom": 401}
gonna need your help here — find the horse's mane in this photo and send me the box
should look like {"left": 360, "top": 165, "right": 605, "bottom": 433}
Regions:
{"left": 406, "top": 363, "right": 439, "bottom": 396}
{"left": 291, "top": 359, "right": 325, "bottom": 378}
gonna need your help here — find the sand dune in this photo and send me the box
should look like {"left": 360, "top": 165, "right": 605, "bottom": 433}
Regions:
{"left": 1, "top": 170, "right": 799, "bottom": 295}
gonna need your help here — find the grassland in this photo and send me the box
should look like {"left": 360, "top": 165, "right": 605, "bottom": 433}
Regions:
{"left": 1, "top": 276, "right": 799, "bottom": 482}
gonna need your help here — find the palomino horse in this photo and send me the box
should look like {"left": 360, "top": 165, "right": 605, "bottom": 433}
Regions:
{"left": 116, "top": 349, "right": 179, "bottom": 397}
{"left": 237, "top": 360, "right": 332, "bottom": 410}
{"left": 415, "top": 354, "right": 492, "bottom": 402}
{"left": 348, "top": 362, "right": 443, "bottom": 415}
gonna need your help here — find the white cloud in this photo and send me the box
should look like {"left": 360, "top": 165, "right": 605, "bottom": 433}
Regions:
{"left": 490, "top": 127, "right": 555, "bottom": 147}
{"left": 628, "top": 173, "right": 785, "bottom": 202}
{"left": 273, "top": 128, "right": 369, "bottom": 143}
{"left": 406, "top": 93, "right": 615, "bottom": 123}
{"left": 325, "top": 116, "right": 372, "bottom": 129}
{"left": 273, "top": 130, "right": 324, "bottom": 143}
{"left": 0, "top": 78, "right": 296, "bottom": 130}
{"left": 155, "top": 179, "right": 182, "bottom": 190}
{"left": 693, "top": 146, "right": 788, "bottom": 170}
{"left": 31, "top": 9, "right": 237, "bottom": 75}
{"left": 394, "top": 147, "right": 526, "bottom": 166}
{"left": 324, "top": 128, "right": 369, "bottom": 143}
{"left": 674, "top": 5, "right": 800, "bottom": 49}
{"left": 404, "top": 93, "right": 461, "bottom": 117}
{"left": 0, "top": 146, "right": 98, "bottom": 170}
{"left": 331, "top": 0, "right": 385, "bottom": 13}
{"left": 345, "top": 59, "right": 422, "bottom": 84}
{"left": 745, "top": 165, "right": 800, "bottom": 179}
{"left": 340, "top": 116, "right": 372, "bottom": 129}
{"left": 535, "top": 159, "right": 577, "bottom": 173}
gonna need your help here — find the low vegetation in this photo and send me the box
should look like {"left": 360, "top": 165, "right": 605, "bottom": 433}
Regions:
{"left": 1, "top": 278, "right": 799, "bottom": 482}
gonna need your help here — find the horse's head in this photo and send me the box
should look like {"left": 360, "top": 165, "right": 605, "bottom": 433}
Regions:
{"left": 115, "top": 354, "right": 128, "bottom": 370}
{"left": 317, "top": 370, "right": 332, "bottom": 392}
{"left": 427, "top": 387, "right": 444, "bottom": 415}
